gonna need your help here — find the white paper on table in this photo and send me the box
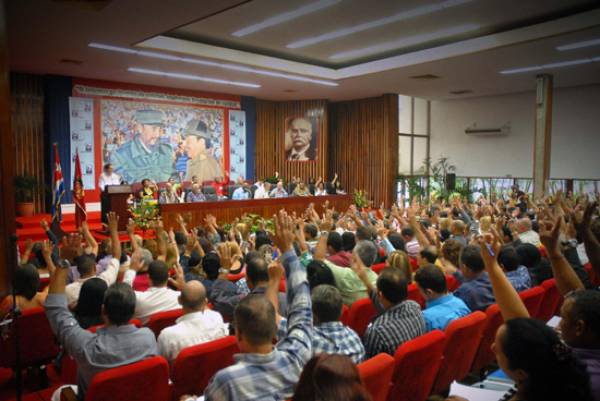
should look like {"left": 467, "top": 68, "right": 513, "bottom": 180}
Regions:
{"left": 547, "top": 315, "right": 562, "bottom": 328}
{"left": 449, "top": 381, "right": 507, "bottom": 401}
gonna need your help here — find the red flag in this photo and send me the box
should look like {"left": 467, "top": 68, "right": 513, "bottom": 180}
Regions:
{"left": 73, "top": 150, "right": 87, "bottom": 227}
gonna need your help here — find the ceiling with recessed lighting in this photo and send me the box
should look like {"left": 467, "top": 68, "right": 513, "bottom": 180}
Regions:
{"left": 6, "top": 0, "right": 600, "bottom": 101}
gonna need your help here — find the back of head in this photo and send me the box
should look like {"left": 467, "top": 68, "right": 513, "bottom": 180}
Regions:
{"left": 303, "top": 223, "right": 318, "bottom": 240}
{"left": 387, "top": 232, "right": 406, "bottom": 252}
{"left": 246, "top": 256, "right": 269, "bottom": 285}
{"left": 312, "top": 284, "right": 343, "bottom": 323}
{"left": 326, "top": 231, "right": 343, "bottom": 253}
{"left": 14, "top": 264, "right": 40, "bottom": 300}
{"left": 75, "top": 278, "right": 108, "bottom": 318}
{"left": 342, "top": 231, "right": 356, "bottom": 252}
{"left": 255, "top": 232, "right": 272, "bottom": 250}
{"left": 420, "top": 246, "right": 438, "bottom": 264}
{"left": 441, "top": 239, "right": 464, "bottom": 267}
{"left": 148, "top": 260, "right": 169, "bottom": 286}
{"left": 460, "top": 245, "right": 484, "bottom": 273}
{"left": 292, "top": 354, "right": 371, "bottom": 401}
{"left": 400, "top": 227, "right": 414, "bottom": 239}
{"left": 234, "top": 294, "right": 276, "bottom": 346}
{"left": 104, "top": 282, "right": 136, "bottom": 325}
{"left": 567, "top": 290, "right": 600, "bottom": 343}
{"left": 356, "top": 226, "right": 374, "bottom": 241}
{"left": 515, "top": 243, "right": 541, "bottom": 268}
{"left": 414, "top": 264, "right": 447, "bottom": 294}
{"left": 202, "top": 253, "right": 221, "bottom": 280}
{"left": 76, "top": 254, "right": 97, "bottom": 277}
{"left": 377, "top": 267, "right": 408, "bottom": 305}
{"left": 355, "top": 240, "right": 378, "bottom": 268}
{"left": 498, "top": 246, "right": 521, "bottom": 272}
{"left": 386, "top": 251, "right": 412, "bottom": 283}
{"left": 307, "top": 260, "right": 336, "bottom": 289}
{"left": 501, "top": 318, "right": 592, "bottom": 401}
{"left": 451, "top": 220, "right": 465, "bottom": 235}
{"left": 180, "top": 280, "right": 207, "bottom": 311}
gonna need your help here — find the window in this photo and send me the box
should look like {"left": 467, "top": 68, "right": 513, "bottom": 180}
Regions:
{"left": 398, "top": 95, "right": 430, "bottom": 176}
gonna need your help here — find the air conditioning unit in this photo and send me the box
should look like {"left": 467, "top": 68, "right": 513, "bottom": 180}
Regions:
{"left": 465, "top": 123, "right": 510, "bottom": 136}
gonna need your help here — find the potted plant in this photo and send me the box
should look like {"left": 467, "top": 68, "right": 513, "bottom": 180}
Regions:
{"left": 14, "top": 174, "right": 38, "bottom": 217}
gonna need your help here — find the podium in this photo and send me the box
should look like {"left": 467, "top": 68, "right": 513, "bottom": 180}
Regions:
{"left": 101, "top": 185, "right": 132, "bottom": 231}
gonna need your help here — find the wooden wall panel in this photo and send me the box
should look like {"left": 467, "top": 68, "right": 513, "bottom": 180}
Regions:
{"left": 329, "top": 94, "right": 398, "bottom": 207}
{"left": 11, "top": 73, "right": 45, "bottom": 213}
{"left": 255, "top": 99, "right": 328, "bottom": 182}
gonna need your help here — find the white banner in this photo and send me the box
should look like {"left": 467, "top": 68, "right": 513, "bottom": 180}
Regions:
{"left": 228, "top": 110, "right": 247, "bottom": 181}
{"left": 69, "top": 97, "right": 95, "bottom": 189}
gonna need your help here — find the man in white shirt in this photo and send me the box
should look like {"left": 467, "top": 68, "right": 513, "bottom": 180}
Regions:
{"left": 131, "top": 260, "right": 180, "bottom": 324}
{"left": 516, "top": 217, "right": 541, "bottom": 247}
{"left": 98, "top": 163, "right": 121, "bottom": 191}
{"left": 157, "top": 280, "right": 229, "bottom": 363}
{"left": 66, "top": 255, "right": 119, "bottom": 309}
{"left": 253, "top": 182, "right": 271, "bottom": 199}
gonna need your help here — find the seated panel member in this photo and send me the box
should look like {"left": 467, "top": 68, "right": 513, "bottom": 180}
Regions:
{"left": 186, "top": 183, "right": 206, "bottom": 203}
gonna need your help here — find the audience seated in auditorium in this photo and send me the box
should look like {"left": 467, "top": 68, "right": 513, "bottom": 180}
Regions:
{"left": 198, "top": 211, "right": 313, "bottom": 400}
{"left": 515, "top": 242, "right": 552, "bottom": 285}
{"left": 515, "top": 217, "right": 541, "bottom": 246}
{"left": 325, "top": 231, "right": 352, "bottom": 267}
{"left": 66, "top": 254, "right": 119, "bottom": 309}
{"left": 311, "top": 284, "right": 365, "bottom": 363}
{"left": 385, "top": 250, "right": 413, "bottom": 282}
{"left": 0, "top": 262, "right": 48, "bottom": 317}
{"left": 73, "top": 278, "right": 108, "bottom": 329}
{"left": 453, "top": 245, "right": 496, "bottom": 311}
{"left": 353, "top": 260, "right": 425, "bottom": 358}
{"left": 45, "top": 212, "right": 157, "bottom": 401}
{"left": 414, "top": 264, "right": 470, "bottom": 331}
{"left": 157, "top": 280, "right": 228, "bottom": 363}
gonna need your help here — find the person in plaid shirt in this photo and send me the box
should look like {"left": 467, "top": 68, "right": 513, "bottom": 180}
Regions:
{"left": 311, "top": 284, "right": 365, "bottom": 364}
{"left": 201, "top": 211, "right": 313, "bottom": 401}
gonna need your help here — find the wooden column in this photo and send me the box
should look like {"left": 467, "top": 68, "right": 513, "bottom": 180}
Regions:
{"left": 532, "top": 74, "right": 553, "bottom": 199}
{"left": 0, "top": 0, "right": 17, "bottom": 297}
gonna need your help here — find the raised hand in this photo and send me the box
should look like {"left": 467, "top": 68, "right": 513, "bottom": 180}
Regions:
{"left": 107, "top": 212, "right": 119, "bottom": 233}
{"left": 267, "top": 261, "right": 284, "bottom": 284}
{"left": 126, "top": 218, "right": 136, "bottom": 234}
{"left": 477, "top": 228, "right": 502, "bottom": 268}
{"left": 40, "top": 219, "right": 49, "bottom": 232}
{"left": 539, "top": 216, "right": 563, "bottom": 258}
{"left": 217, "top": 242, "right": 232, "bottom": 269}
{"left": 571, "top": 202, "right": 597, "bottom": 237}
{"left": 273, "top": 210, "right": 295, "bottom": 253}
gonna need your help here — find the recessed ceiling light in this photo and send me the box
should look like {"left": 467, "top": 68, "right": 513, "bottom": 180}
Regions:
{"left": 128, "top": 67, "right": 261, "bottom": 88}
{"left": 410, "top": 74, "right": 441, "bottom": 80}
{"left": 287, "top": 0, "right": 473, "bottom": 49}
{"left": 449, "top": 89, "right": 473, "bottom": 94}
{"left": 499, "top": 57, "right": 600, "bottom": 74}
{"left": 556, "top": 38, "right": 600, "bottom": 51}
{"left": 232, "top": 0, "right": 341, "bottom": 37}
{"left": 329, "top": 24, "right": 480, "bottom": 60}
{"left": 89, "top": 42, "right": 338, "bottom": 87}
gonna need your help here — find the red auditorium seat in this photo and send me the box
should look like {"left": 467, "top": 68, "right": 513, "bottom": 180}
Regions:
{"left": 346, "top": 298, "right": 377, "bottom": 337}
{"left": 538, "top": 279, "right": 562, "bottom": 321}
{"left": 445, "top": 275, "right": 459, "bottom": 292}
{"left": 387, "top": 330, "right": 446, "bottom": 401}
{"left": 471, "top": 304, "right": 503, "bottom": 375}
{"left": 357, "top": 353, "right": 395, "bottom": 401}
{"left": 371, "top": 262, "right": 386, "bottom": 274}
{"left": 227, "top": 271, "right": 245, "bottom": 282}
{"left": 62, "top": 356, "right": 170, "bottom": 401}
{"left": 340, "top": 304, "right": 350, "bottom": 326}
{"left": 146, "top": 309, "right": 184, "bottom": 338}
{"left": 170, "top": 336, "right": 239, "bottom": 401}
{"left": 432, "top": 311, "right": 487, "bottom": 394}
{"left": 585, "top": 263, "right": 600, "bottom": 287}
{"left": 519, "top": 286, "right": 545, "bottom": 318}
{"left": 0, "top": 307, "right": 60, "bottom": 369}
{"left": 407, "top": 283, "right": 426, "bottom": 309}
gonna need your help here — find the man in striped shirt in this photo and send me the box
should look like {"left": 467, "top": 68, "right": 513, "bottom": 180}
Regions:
{"left": 353, "top": 257, "right": 425, "bottom": 358}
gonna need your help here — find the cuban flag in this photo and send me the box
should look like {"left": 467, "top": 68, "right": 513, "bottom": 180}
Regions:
{"left": 51, "top": 143, "right": 65, "bottom": 223}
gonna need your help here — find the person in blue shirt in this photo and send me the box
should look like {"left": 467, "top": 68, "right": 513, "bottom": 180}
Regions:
{"left": 232, "top": 181, "right": 252, "bottom": 200}
{"left": 498, "top": 245, "right": 532, "bottom": 292}
{"left": 453, "top": 245, "right": 496, "bottom": 312}
{"left": 414, "top": 264, "right": 471, "bottom": 331}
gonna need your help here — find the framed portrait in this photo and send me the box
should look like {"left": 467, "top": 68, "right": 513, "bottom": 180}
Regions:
{"left": 283, "top": 115, "right": 319, "bottom": 161}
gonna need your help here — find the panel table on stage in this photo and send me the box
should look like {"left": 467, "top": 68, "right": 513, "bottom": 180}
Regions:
{"left": 160, "top": 194, "right": 353, "bottom": 229}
